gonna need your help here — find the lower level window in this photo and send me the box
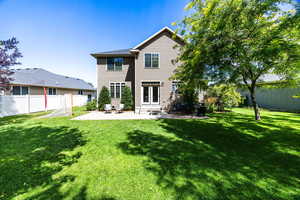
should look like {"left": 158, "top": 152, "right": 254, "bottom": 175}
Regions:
{"left": 110, "top": 82, "right": 125, "bottom": 98}
{"left": 48, "top": 88, "right": 57, "bottom": 95}
{"left": 12, "top": 86, "right": 28, "bottom": 95}
{"left": 172, "top": 81, "right": 181, "bottom": 94}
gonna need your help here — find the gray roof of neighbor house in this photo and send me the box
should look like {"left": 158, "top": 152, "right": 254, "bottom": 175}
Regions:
{"left": 10, "top": 68, "right": 96, "bottom": 90}
{"left": 91, "top": 48, "right": 133, "bottom": 57}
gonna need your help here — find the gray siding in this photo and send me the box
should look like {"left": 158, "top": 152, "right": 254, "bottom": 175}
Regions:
{"left": 97, "top": 57, "right": 134, "bottom": 106}
{"left": 134, "top": 31, "right": 183, "bottom": 111}
{"left": 240, "top": 87, "right": 300, "bottom": 112}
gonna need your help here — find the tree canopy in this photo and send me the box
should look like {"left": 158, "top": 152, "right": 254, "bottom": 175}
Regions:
{"left": 0, "top": 37, "right": 22, "bottom": 89}
{"left": 175, "top": 0, "right": 300, "bottom": 120}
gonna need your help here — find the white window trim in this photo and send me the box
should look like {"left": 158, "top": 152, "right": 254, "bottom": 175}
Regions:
{"left": 141, "top": 81, "right": 161, "bottom": 105}
{"left": 106, "top": 57, "right": 123, "bottom": 71}
{"left": 151, "top": 86, "right": 160, "bottom": 105}
{"left": 48, "top": 88, "right": 57, "bottom": 95}
{"left": 12, "top": 85, "right": 29, "bottom": 96}
{"left": 141, "top": 86, "right": 150, "bottom": 105}
{"left": 144, "top": 53, "right": 160, "bottom": 69}
{"left": 109, "top": 81, "right": 126, "bottom": 99}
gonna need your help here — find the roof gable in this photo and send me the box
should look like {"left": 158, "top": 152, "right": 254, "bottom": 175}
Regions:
{"left": 91, "top": 27, "right": 185, "bottom": 57}
{"left": 132, "top": 27, "right": 185, "bottom": 50}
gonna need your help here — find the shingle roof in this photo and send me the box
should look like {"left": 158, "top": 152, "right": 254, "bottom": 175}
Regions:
{"left": 91, "top": 48, "right": 133, "bottom": 57}
{"left": 10, "top": 68, "right": 95, "bottom": 90}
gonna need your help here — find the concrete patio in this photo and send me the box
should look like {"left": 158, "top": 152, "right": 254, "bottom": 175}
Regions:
{"left": 72, "top": 111, "right": 209, "bottom": 120}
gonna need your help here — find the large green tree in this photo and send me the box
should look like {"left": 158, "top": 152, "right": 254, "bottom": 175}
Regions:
{"left": 175, "top": 0, "right": 300, "bottom": 120}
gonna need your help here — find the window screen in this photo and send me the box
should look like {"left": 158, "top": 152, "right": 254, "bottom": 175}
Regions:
{"left": 107, "top": 58, "right": 123, "bottom": 71}
{"left": 12, "top": 86, "right": 21, "bottom": 95}
{"left": 145, "top": 54, "right": 152, "bottom": 68}
{"left": 110, "top": 83, "right": 115, "bottom": 98}
{"left": 110, "top": 82, "right": 125, "bottom": 98}
{"left": 48, "top": 88, "right": 56, "bottom": 95}
{"left": 107, "top": 58, "right": 115, "bottom": 71}
{"left": 21, "top": 87, "right": 29, "bottom": 95}
{"left": 116, "top": 83, "right": 121, "bottom": 98}
{"left": 152, "top": 54, "right": 159, "bottom": 68}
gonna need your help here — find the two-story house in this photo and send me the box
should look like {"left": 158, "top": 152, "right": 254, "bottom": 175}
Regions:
{"left": 91, "top": 27, "right": 185, "bottom": 113}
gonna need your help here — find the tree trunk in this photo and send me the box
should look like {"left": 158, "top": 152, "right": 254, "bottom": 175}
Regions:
{"left": 249, "top": 87, "right": 261, "bottom": 120}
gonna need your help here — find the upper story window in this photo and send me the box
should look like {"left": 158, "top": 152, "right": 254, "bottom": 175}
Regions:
{"left": 12, "top": 86, "right": 28, "bottom": 95}
{"left": 107, "top": 58, "right": 123, "bottom": 71}
{"left": 48, "top": 88, "right": 56, "bottom": 95}
{"left": 78, "top": 90, "right": 83, "bottom": 95}
{"left": 145, "top": 53, "right": 159, "bottom": 68}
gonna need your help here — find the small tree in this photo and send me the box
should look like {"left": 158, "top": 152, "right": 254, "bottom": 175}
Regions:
{"left": 121, "top": 86, "right": 133, "bottom": 110}
{"left": 86, "top": 99, "right": 97, "bottom": 111}
{"left": 207, "top": 84, "right": 242, "bottom": 111}
{"left": 180, "top": 83, "right": 199, "bottom": 113}
{"left": 98, "top": 86, "right": 111, "bottom": 111}
{"left": 0, "top": 37, "right": 22, "bottom": 90}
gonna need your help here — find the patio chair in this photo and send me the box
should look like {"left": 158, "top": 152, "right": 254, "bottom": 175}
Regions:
{"left": 104, "top": 104, "right": 112, "bottom": 113}
{"left": 116, "top": 104, "right": 124, "bottom": 113}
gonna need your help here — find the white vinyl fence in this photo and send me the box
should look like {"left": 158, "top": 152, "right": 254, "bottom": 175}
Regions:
{"left": 0, "top": 95, "right": 88, "bottom": 117}
{"left": 240, "top": 87, "right": 300, "bottom": 112}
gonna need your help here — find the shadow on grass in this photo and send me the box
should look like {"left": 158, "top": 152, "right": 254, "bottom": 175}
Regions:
{"left": 119, "top": 112, "right": 300, "bottom": 200}
{"left": 70, "top": 186, "right": 119, "bottom": 200}
{"left": 0, "top": 125, "right": 86, "bottom": 200}
{"left": 0, "top": 112, "right": 47, "bottom": 126}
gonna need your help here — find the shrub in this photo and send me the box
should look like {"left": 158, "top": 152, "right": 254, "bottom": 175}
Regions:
{"left": 206, "top": 84, "right": 242, "bottom": 111}
{"left": 181, "top": 86, "right": 199, "bottom": 113}
{"left": 121, "top": 86, "right": 133, "bottom": 110}
{"left": 86, "top": 99, "right": 97, "bottom": 111}
{"left": 207, "top": 103, "right": 217, "bottom": 113}
{"left": 98, "top": 86, "right": 111, "bottom": 111}
{"left": 204, "top": 97, "right": 217, "bottom": 113}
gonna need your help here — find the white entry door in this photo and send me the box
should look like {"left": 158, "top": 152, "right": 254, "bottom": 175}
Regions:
{"left": 142, "top": 85, "right": 160, "bottom": 105}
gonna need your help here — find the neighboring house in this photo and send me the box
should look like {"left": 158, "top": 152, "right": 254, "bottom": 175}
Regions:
{"left": 3, "top": 68, "right": 96, "bottom": 101}
{"left": 91, "top": 27, "right": 186, "bottom": 113}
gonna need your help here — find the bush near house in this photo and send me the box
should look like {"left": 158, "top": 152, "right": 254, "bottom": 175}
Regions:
{"left": 206, "top": 84, "right": 242, "bottom": 112}
{"left": 98, "top": 86, "right": 111, "bottom": 111}
{"left": 86, "top": 99, "right": 97, "bottom": 111}
{"left": 179, "top": 86, "right": 199, "bottom": 114}
{"left": 121, "top": 86, "right": 133, "bottom": 110}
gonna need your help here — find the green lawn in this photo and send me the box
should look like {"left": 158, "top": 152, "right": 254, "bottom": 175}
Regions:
{"left": 0, "top": 107, "right": 299, "bottom": 200}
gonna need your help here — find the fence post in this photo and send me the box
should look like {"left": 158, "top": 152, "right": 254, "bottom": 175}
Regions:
{"left": 28, "top": 94, "right": 31, "bottom": 113}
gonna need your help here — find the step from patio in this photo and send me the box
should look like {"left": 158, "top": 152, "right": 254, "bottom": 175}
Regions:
{"left": 135, "top": 106, "right": 164, "bottom": 115}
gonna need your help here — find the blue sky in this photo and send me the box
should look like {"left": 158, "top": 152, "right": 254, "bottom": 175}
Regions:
{"left": 0, "top": 0, "right": 189, "bottom": 86}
